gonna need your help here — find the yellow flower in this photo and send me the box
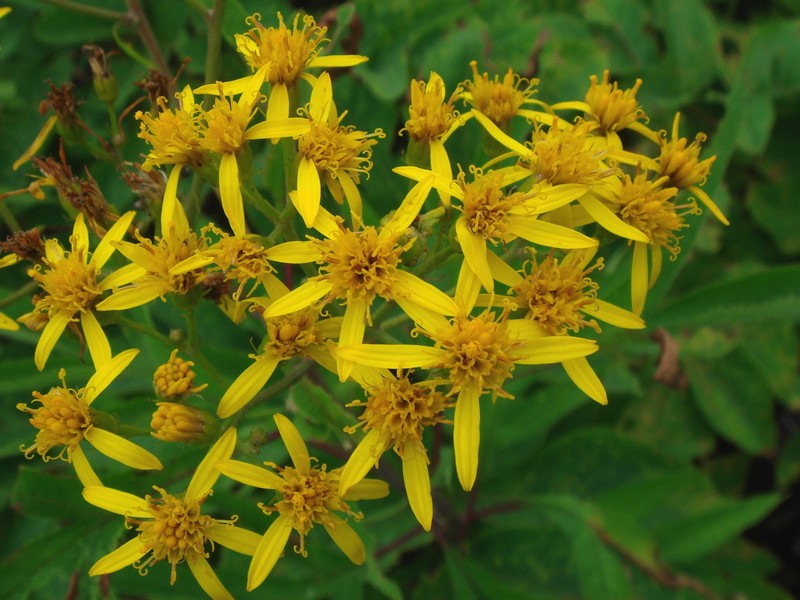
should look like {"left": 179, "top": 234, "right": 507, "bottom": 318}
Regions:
{"left": 205, "top": 225, "right": 276, "bottom": 302}
{"left": 195, "top": 69, "right": 309, "bottom": 237}
{"left": 262, "top": 182, "right": 459, "bottom": 381}
{"left": 196, "top": 12, "right": 368, "bottom": 121}
{"left": 135, "top": 86, "right": 203, "bottom": 171}
{"left": 0, "top": 311, "right": 19, "bottom": 330}
{"left": 153, "top": 349, "right": 208, "bottom": 399}
{"left": 96, "top": 195, "right": 213, "bottom": 312}
{"left": 489, "top": 248, "right": 645, "bottom": 404}
{"left": 460, "top": 60, "right": 539, "bottom": 129}
{"left": 17, "top": 349, "right": 162, "bottom": 486}
{"left": 339, "top": 373, "right": 452, "bottom": 531}
{"left": 83, "top": 428, "right": 261, "bottom": 599}
{"left": 657, "top": 112, "right": 728, "bottom": 226}
{"left": 294, "top": 72, "right": 385, "bottom": 227}
{"left": 217, "top": 414, "right": 389, "bottom": 592}
{"left": 401, "top": 72, "right": 464, "bottom": 205}
{"left": 337, "top": 292, "right": 599, "bottom": 491}
{"left": 23, "top": 211, "right": 137, "bottom": 371}
{"left": 150, "top": 402, "right": 220, "bottom": 444}
{"left": 395, "top": 165, "right": 598, "bottom": 292}
{"left": 216, "top": 279, "right": 344, "bottom": 418}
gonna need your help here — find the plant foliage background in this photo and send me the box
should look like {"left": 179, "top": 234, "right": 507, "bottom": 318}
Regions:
{"left": 0, "top": 0, "right": 798, "bottom": 598}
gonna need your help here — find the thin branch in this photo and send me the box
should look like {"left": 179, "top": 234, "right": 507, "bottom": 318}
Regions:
{"left": 39, "top": 0, "right": 128, "bottom": 20}
{"left": 126, "top": 0, "right": 171, "bottom": 80}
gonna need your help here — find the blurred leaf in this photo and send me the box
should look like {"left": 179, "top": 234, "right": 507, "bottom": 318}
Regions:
{"left": 657, "top": 494, "right": 781, "bottom": 564}
{"left": 747, "top": 171, "right": 800, "bottom": 256}
{"left": 10, "top": 466, "right": 95, "bottom": 521}
{"left": 686, "top": 351, "right": 777, "bottom": 454}
{"left": 737, "top": 322, "right": 799, "bottom": 405}
{"left": 776, "top": 432, "right": 800, "bottom": 488}
{"left": 655, "top": 265, "right": 800, "bottom": 328}
{"left": 734, "top": 91, "right": 774, "bottom": 155}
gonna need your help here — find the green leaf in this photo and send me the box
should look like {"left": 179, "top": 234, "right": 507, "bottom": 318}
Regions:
{"left": 657, "top": 493, "right": 781, "bottom": 564}
{"left": 10, "top": 467, "right": 96, "bottom": 521}
{"left": 686, "top": 352, "right": 777, "bottom": 454}
{"left": 737, "top": 322, "right": 799, "bottom": 404}
{"left": 654, "top": 265, "right": 800, "bottom": 329}
{"left": 776, "top": 432, "right": 800, "bottom": 488}
{"left": 747, "top": 172, "right": 800, "bottom": 256}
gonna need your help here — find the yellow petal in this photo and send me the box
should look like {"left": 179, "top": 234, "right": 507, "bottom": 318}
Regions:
{"left": 338, "top": 171, "right": 363, "bottom": 226}
{"left": 506, "top": 216, "right": 598, "bottom": 249}
{"left": 185, "top": 427, "right": 237, "bottom": 503}
{"left": 486, "top": 252, "right": 523, "bottom": 287}
{"left": 247, "top": 515, "right": 293, "bottom": 591}
{"left": 338, "top": 429, "right": 386, "bottom": 496}
{"left": 296, "top": 158, "right": 321, "bottom": 227}
{"left": 34, "top": 312, "right": 70, "bottom": 371}
{"left": 471, "top": 109, "right": 530, "bottom": 156}
{"left": 341, "top": 478, "right": 390, "bottom": 501}
{"left": 455, "top": 218, "right": 493, "bottom": 292}
{"left": 217, "top": 355, "right": 279, "bottom": 419}
{"left": 337, "top": 297, "right": 368, "bottom": 382}
{"left": 323, "top": 514, "right": 366, "bottom": 565}
{"left": 310, "top": 72, "right": 333, "bottom": 123}
{"left": 266, "top": 83, "right": 289, "bottom": 121}
{"left": 81, "top": 311, "right": 111, "bottom": 370}
{"left": 516, "top": 336, "right": 597, "bottom": 364}
{"left": 85, "top": 427, "right": 163, "bottom": 470}
{"left": 217, "top": 459, "right": 286, "bottom": 489}
{"left": 391, "top": 166, "right": 463, "bottom": 201}
{"left": 219, "top": 153, "right": 245, "bottom": 237}
{"left": 88, "top": 538, "right": 145, "bottom": 576}
{"left": 308, "top": 54, "right": 369, "bottom": 68}
{"left": 263, "top": 279, "right": 332, "bottom": 318}
{"left": 195, "top": 75, "right": 253, "bottom": 96}
{"left": 649, "top": 243, "right": 662, "bottom": 288}
{"left": 429, "top": 140, "right": 452, "bottom": 206}
{"left": 245, "top": 117, "right": 310, "bottom": 141}
{"left": 505, "top": 318, "right": 548, "bottom": 340}
{"left": 265, "top": 240, "right": 321, "bottom": 264}
{"left": 578, "top": 194, "right": 649, "bottom": 242}
{"left": 455, "top": 259, "right": 481, "bottom": 314}
{"left": 207, "top": 523, "right": 263, "bottom": 556}
{"left": 84, "top": 348, "right": 138, "bottom": 405}
{"left": 95, "top": 280, "right": 166, "bottom": 312}
{"left": 394, "top": 269, "right": 458, "bottom": 315}
{"left": 92, "top": 211, "right": 136, "bottom": 269}
{"left": 160, "top": 165, "right": 182, "bottom": 237}
{"left": 98, "top": 264, "right": 148, "bottom": 293}
{"left": 583, "top": 299, "right": 645, "bottom": 329}
{"left": 274, "top": 414, "right": 311, "bottom": 473}
{"left": 311, "top": 206, "right": 340, "bottom": 238}
{"left": 13, "top": 115, "right": 57, "bottom": 171}
{"left": 72, "top": 213, "right": 89, "bottom": 256}
{"left": 454, "top": 385, "right": 480, "bottom": 492}
{"left": 631, "top": 241, "right": 649, "bottom": 315}
{"left": 402, "top": 441, "right": 432, "bottom": 531}
{"left": 528, "top": 183, "right": 589, "bottom": 214}
{"left": 688, "top": 185, "right": 730, "bottom": 226}
{"left": 187, "top": 553, "right": 234, "bottom": 600}
{"left": 82, "top": 485, "right": 150, "bottom": 517}
{"left": 562, "top": 357, "right": 607, "bottom": 405}
{"left": 169, "top": 252, "right": 214, "bottom": 276}
{"left": 380, "top": 176, "right": 434, "bottom": 236}
{"left": 394, "top": 295, "right": 450, "bottom": 334}
{"left": 336, "top": 344, "right": 446, "bottom": 369}
{"left": 72, "top": 444, "right": 102, "bottom": 487}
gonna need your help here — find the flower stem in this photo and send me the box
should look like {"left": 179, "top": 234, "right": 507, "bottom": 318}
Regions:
{"left": 126, "top": 0, "right": 171, "bottom": 81}
{"left": 204, "top": 0, "right": 227, "bottom": 85}
{"left": 40, "top": 0, "right": 128, "bottom": 20}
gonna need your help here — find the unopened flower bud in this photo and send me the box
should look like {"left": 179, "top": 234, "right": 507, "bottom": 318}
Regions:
{"left": 150, "top": 402, "right": 220, "bottom": 443}
{"left": 84, "top": 45, "right": 118, "bottom": 105}
{"left": 153, "top": 349, "right": 208, "bottom": 399}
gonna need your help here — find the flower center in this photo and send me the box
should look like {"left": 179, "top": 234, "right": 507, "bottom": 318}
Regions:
{"left": 30, "top": 249, "right": 102, "bottom": 316}
{"left": 260, "top": 463, "right": 356, "bottom": 556}
{"left": 265, "top": 310, "right": 320, "bottom": 359}
{"left": 659, "top": 133, "right": 715, "bottom": 189}
{"left": 18, "top": 377, "right": 91, "bottom": 462}
{"left": 458, "top": 170, "right": 527, "bottom": 241}
{"left": 136, "top": 98, "right": 202, "bottom": 170}
{"left": 136, "top": 228, "right": 208, "bottom": 295}
{"left": 316, "top": 226, "right": 409, "bottom": 302}
{"left": 298, "top": 119, "right": 382, "bottom": 180}
{"left": 511, "top": 252, "right": 602, "bottom": 335}
{"left": 209, "top": 229, "right": 273, "bottom": 298}
{"left": 464, "top": 61, "right": 536, "bottom": 127}
{"left": 584, "top": 70, "right": 645, "bottom": 133}
{"left": 198, "top": 91, "right": 257, "bottom": 155}
{"left": 617, "top": 174, "right": 693, "bottom": 257}
{"left": 348, "top": 373, "right": 450, "bottom": 449}
{"left": 524, "top": 119, "right": 613, "bottom": 185}
{"left": 236, "top": 12, "right": 325, "bottom": 86}
{"left": 129, "top": 487, "right": 215, "bottom": 585}
{"left": 402, "top": 78, "right": 460, "bottom": 142}
{"left": 432, "top": 312, "right": 520, "bottom": 396}
{"left": 153, "top": 349, "right": 205, "bottom": 398}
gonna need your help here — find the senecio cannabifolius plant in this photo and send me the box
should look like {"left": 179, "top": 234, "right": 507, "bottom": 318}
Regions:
{"left": 3, "top": 9, "right": 725, "bottom": 598}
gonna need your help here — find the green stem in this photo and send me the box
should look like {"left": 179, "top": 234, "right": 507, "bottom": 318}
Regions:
{"left": 230, "top": 358, "right": 313, "bottom": 426}
{"left": 182, "top": 305, "right": 226, "bottom": 388}
{"left": 0, "top": 280, "right": 38, "bottom": 309}
{"left": 109, "top": 313, "right": 172, "bottom": 346}
{"left": 126, "top": 0, "right": 171, "bottom": 80}
{"left": 39, "top": 0, "right": 128, "bottom": 20}
{"left": 204, "top": 0, "right": 227, "bottom": 85}
{"left": 0, "top": 202, "right": 21, "bottom": 232}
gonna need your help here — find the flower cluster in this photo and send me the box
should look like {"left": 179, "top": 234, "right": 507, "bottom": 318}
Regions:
{"left": 4, "top": 9, "right": 725, "bottom": 598}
